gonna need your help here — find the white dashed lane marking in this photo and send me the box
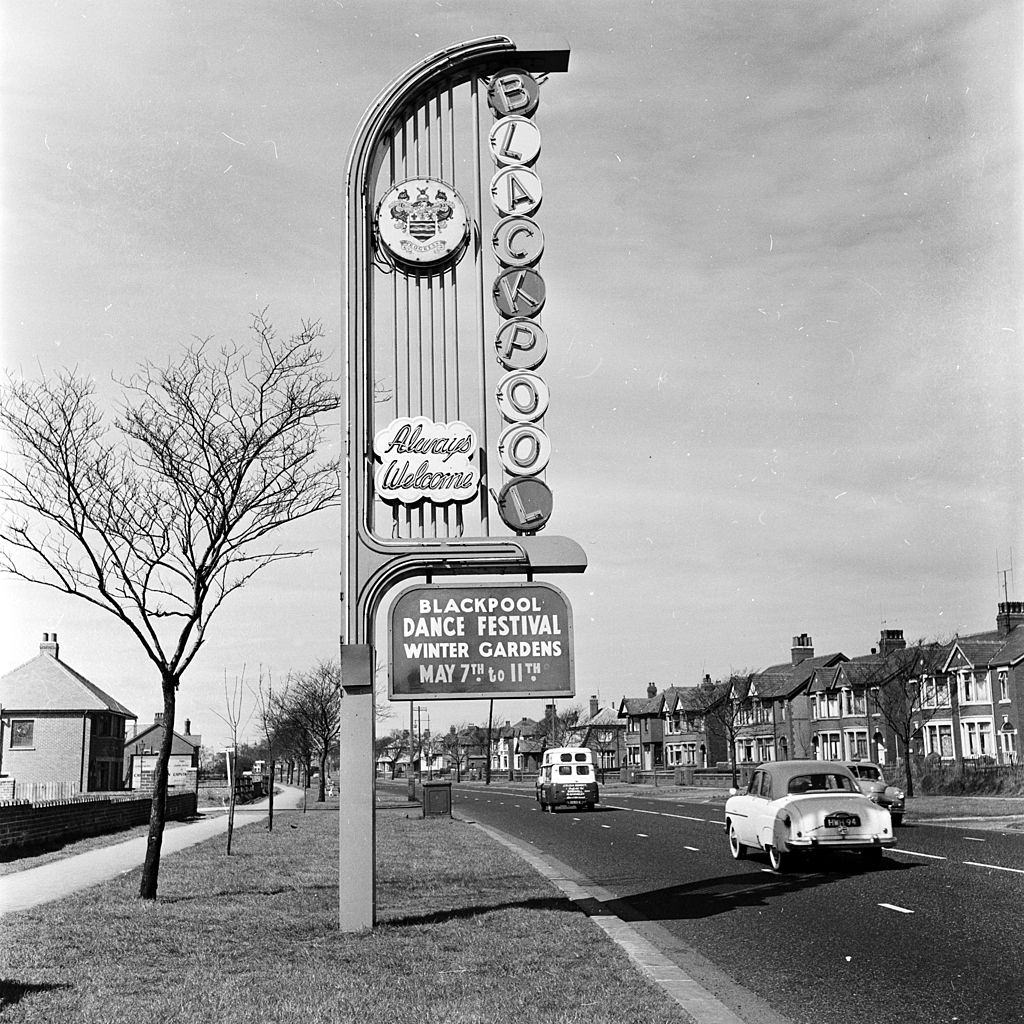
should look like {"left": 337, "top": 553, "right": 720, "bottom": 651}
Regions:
{"left": 964, "top": 837, "right": 985, "bottom": 842}
{"left": 891, "top": 849, "right": 946, "bottom": 861}
{"left": 879, "top": 903, "right": 914, "bottom": 914}
{"left": 637, "top": 833, "right": 649, "bottom": 838}
{"left": 964, "top": 861, "right": 1024, "bottom": 875}
{"left": 601, "top": 824, "right": 611, "bottom": 829}
{"left": 683, "top": 846, "right": 700, "bottom": 852}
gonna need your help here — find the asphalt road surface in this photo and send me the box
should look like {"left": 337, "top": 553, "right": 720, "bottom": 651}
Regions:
{"left": 450, "top": 782, "right": 1024, "bottom": 1024}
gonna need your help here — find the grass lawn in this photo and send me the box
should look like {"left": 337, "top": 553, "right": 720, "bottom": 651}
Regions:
{"left": 0, "top": 804, "right": 695, "bottom": 1024}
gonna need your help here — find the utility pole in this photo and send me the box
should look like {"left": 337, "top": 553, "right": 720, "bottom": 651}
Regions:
{"left": 485, "top": 699, "right": 493, "bottom": 786}
{"left": 407, "top": 702, "right": 415, "bottom": 802}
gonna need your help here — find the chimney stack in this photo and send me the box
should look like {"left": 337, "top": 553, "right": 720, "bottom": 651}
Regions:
{"left": 589, "top": 695, "right": 599, "bottom": 719}
{"left": 646, "top": 682, "right": 657, "bottom": 698}
{"left": 154, "top": 712, "right": 164, "bottom": 726}
{"left": 997, "top": 602, "right": 1024, "bottom": 636}
{"left": 791, "top": 633, "right": 814, "bottom": 665}
{"left": 184, "top": 718, "right": 192, "bottom": 736}
{"left": 40, "top": 633, "right": 59, "bottom": 659}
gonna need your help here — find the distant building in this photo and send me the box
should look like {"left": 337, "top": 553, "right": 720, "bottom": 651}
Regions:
{"left": 123, "top": 713, "right": 202, "bottom": 791}
{"left": 619, "top": 684, "right": 666, "bottom": 769}
{"left": 564, "top": 695, "right": 628, "bottom": 775}
{"left": 0, "top": 633, "right": 136, "bottom": 794}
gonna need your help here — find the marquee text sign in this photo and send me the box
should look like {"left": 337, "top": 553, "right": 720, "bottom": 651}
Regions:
{"left": 389, "top": 582, "right": 574, "bottom": 699}
{"left": 373, "top": 416, "right": 478, "bottom": 504}
{"left": 488, "top": 68, "right": 555, "bottom": 534}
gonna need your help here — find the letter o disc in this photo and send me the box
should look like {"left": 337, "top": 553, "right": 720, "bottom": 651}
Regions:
{"left": 498, "top": 423, "right": 551, "bottom": 476}
{"left": 496, "top": 370, "right": 549, "bottom": 423}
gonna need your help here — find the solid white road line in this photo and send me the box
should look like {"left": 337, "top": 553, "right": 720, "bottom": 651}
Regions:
{"left": 890, "top": 848, "right": 946, "bottom": 860}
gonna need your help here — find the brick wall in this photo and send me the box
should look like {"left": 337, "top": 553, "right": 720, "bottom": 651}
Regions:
{"left": 0, "top": 791, "right": 198, "bottom": 852}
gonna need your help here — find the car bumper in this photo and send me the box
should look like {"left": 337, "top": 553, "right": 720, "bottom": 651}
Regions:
{"left": 788, "top": 835, "right": 896, "bottom": 850}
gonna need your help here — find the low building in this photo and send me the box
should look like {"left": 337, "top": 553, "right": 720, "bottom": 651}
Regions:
{"left": 662, "top": 678, "right": 729, "bottom": 769}
{"left": 0, "top": 633, "right": 136, "bottom": 795}
{"left": 123, "top": 713, "right": 202, "bottom": 791}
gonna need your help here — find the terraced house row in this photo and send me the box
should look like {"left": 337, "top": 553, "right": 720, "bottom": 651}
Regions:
{"left": 620, "top": 600, "right": 1024, "bottom": 772}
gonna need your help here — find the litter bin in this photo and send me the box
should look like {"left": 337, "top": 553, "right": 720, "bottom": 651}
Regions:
{"left": 422, "top": 780, "right": 452, "bottom": 818}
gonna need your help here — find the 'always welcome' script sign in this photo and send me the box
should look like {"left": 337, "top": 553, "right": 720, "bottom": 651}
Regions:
{"left": 373, "top": 416, "right": 479, "bottom": 504}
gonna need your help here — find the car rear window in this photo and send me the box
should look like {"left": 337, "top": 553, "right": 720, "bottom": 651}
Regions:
{"left": 558, "top": 765, "right": 573, "bottom": 776}
{"left": 575, "top": 765, "right": 591, "bottom": 776}
{"left": 852, "top": 765, "right": 882, "bottom": 780}
{"left": 787, "top": 773, "right": 856, "bottom": 794}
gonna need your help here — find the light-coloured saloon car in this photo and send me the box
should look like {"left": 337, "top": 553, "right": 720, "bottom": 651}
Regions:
{"left": 842, "top": 760, "right": 905, "bottom": 827}
{"left": 725, "top": 760, "right": 896, "bottom": 871}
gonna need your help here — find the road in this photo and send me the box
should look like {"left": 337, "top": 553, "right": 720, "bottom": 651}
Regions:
{"left": 446, "top": 781, "right": 1024, "bottom": 1024}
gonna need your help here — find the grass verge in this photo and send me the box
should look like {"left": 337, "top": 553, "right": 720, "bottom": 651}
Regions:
{"left": 0, "top": 804, "right": 695, "bottom": 1024}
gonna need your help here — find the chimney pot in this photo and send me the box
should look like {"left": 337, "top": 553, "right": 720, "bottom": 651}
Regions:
{"left": 646, "top": 682, "right": 657, "bottom": 698}
{"left": 154, "top": 712, "right": 164, "bottom": 726}
{"left": 791, "top": 633, "right": 814, "bottom": 665}
{"left": 40, "top": 633, "right": 60, "bottom": 659}
{"left": 589, "top": 695, "right": 600, "bottom": 718}
{"left": 184, "top": 718, "right": 192, "bottom": 735}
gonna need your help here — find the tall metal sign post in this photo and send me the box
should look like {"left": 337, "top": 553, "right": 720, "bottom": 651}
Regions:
{"left": 340, "top": 37, "right": 583, "bottom": 931}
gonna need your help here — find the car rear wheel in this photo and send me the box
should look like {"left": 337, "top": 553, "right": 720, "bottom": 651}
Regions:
{"left": 767, "top": 844, "right": 791, "bottom": 872}
{"left": 728, "top": 822, "right": 748, "bottom": 860}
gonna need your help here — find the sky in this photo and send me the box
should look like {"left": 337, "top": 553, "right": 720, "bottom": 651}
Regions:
{"left": 1, "top": 0, "right": 1021, "bottom": 750}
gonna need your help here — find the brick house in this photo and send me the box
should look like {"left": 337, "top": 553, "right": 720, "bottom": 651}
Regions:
{"left": 493, "top": 717, "right": 542, "bottom": 777}
{"left": 807, "top": 629, "right": 909, "bottom": 765}
{"left": 731, "top": 634, "right": 846, "bottom": 765}
{"left": 0, "top": 633, "right": 136, "bottom": 794}
{"left": 619, "top": 684, "right": 665, "bottom": 769}
{"left": 918, "top": 603, "right": 1023, "bottom": 765}
{"left": 123, "top": 713, "right": 202, "bottom": 791}
{"left": 563, "top": 695, "right": 627, "bottom": 775}
{"left": 662, "top": 678, "right": 729, "bottom": 769}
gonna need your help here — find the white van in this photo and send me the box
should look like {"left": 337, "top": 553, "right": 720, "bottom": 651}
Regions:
{"left": 535, "top": 747, "right": 599, "bottom": 812}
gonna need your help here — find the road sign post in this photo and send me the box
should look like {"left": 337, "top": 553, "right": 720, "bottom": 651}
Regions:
{"left": 340, "top": 37, "right": 583, "bottom": 932}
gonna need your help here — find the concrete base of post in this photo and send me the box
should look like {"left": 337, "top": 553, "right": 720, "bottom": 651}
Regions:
{"left": 339, "top": 643, "right": 375, "bottom": 932}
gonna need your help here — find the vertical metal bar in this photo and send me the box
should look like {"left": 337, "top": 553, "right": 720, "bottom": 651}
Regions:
{"left": 448, "top": 79, "right": 464, "bottom": 537}
{"left": 471, "top": 75, "right": 490, "bottom": 534}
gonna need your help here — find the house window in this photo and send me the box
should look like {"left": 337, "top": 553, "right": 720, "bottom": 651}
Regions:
{"left": 962, "top": 720, "right": 993, "bottom": 757}
{"left": 922, "top": 676, "right": 952, "bottom": 708}
{"left": 681, "top": 743, "right": 697, "bottom": 765}
{"left": 1000, "top": 726, "right": 1016, "bottom": 761}
{"left": 818, "top": 732, "right": 841, "bottom": 759}
{"left": 925, "top": 722, "right": 954, "bottom": 759}
{"left": 627, "top": 746, "right": 640, "bottom": 766}
{"left": 998, "top": 671, "right": 1009, "bottom": 702}
{"left": 845, "top": 730, "right": 868, "bottom": 759}
{"left": 756, "top": 738, "right": 774, "bottom": 762}
{"left": 844, "top": 690, "right": 866, "bottom": 716}
{"left": 739, "top": 739, "right": 754, "bottom": 763}
{"left": 10, "top": 720, "right": 34, "bottom": 748}
{"left": 962, "top": 672, "right": 990, "bottom": 704}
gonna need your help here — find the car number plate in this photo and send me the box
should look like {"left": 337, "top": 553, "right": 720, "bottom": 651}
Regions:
{"left": 825, "top": 813, "right": 860, "bottom": 829}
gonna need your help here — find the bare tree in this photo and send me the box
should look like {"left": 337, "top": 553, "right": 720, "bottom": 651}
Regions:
{"left": 251, "top": 668, "right": 287, "bottom": 831}
{"left": 212, "top": 668, "right": 252, "bottom": 855}
{"left": 375, "top": 727, "right": 409, "bottom": 780}
{"left": 0, "top": 313, "right": 341, "bottom": 898}
{"left": 863, "top": 642, "right": 948, "bottom": 798}
{"left": 285, "top": 660, "right": 342, "bottom": 802}
{"left": 694, "top": 675, "right": 743, "bottom": 787}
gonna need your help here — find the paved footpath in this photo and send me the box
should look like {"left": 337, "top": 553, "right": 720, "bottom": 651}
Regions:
{"left": 0, "top": 785, "right": 306, "bottom": 916}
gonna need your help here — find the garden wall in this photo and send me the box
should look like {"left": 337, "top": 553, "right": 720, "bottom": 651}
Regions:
{"left": 0, "top": 791, "right": 198, "bottom": 853}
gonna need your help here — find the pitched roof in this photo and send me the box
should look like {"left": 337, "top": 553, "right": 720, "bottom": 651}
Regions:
{"left": 1, "top": 652, "right": 135, "bottom": 718}
{"left": 750, "top": 652, "right": 846, "bottom": 699}
{"left": 619, "top": 694, "right": 664, "bottom": 716}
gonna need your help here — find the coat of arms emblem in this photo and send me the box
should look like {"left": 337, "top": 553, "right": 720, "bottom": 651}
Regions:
{"left": 375, "top": 177, "right": 469, "bottom": 269}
